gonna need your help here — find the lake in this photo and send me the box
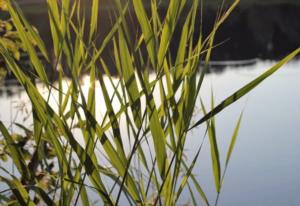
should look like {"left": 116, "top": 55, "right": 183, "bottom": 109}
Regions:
{"left": 1, "top": 60, "right": 299, "bottom": 205}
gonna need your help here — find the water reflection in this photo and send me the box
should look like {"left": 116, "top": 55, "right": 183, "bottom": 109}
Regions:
{"left": 0, "top": 60, "right": 300, "bottom": 205}
{"left": 0, "top": 58, "right": 261, "bottom": 97}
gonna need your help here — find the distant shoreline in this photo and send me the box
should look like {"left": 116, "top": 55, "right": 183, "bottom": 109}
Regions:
{"left": 12, "top": 1, "right": 300, "bottom": 62}
{"left": 17, "top": 0, "right": 300, "bottom": 6}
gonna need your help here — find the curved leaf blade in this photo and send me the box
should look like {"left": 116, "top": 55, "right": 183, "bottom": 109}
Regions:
{"left": 189, "top": 48, "right": 300, "bottom": 131}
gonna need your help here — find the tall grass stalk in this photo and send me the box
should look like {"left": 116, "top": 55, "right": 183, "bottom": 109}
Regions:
{"left": 0, "top": 0, "right": 299, "bottom": 205}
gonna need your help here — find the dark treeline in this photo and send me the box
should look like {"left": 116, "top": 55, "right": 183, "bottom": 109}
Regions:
{"left": 2, "top": 0, "right": 300, "bottom": 81}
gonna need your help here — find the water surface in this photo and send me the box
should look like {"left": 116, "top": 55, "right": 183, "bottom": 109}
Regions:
{"left": 0, "top": 60, "right": 299, "bottom": 205}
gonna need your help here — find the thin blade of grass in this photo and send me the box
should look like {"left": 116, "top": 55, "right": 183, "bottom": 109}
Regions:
{"left": 190, "top": 48, "right": 300, "bottom": 130}
{"left": 0, "top": 44, "right": 113, "bottom": 204}
{"left": 132, "top": 0, "right": 156, "bottom": 67}
{"left": 0, "top": 122, "right": 32, "bottom": 181}
{"left": 6, "top": 1, "right": 48, "bottom": 83}
{"left": 200, "top": 99, "right": 221, "bottom": 193}
{"left": 10, "top": 0, "right": 49, "bottom": 61}
{"left": 97, "top": 73, "right": 126, "bottom": 160}
{"left": 86, "top": 2, "right": 129, "bottom": 71}
{"left": 157, "top": 0, "right": 187, "bottom": 68}
{"left": 190, "top": 174, "right": 209, "bottom": 206}
{"left": 226, "top": 112, "right": 243, "bottom": 166}
{"left": 0, "top": 176, "right": 36, "bottom": 206}
{"left": 175, "top": 140, "right": 202, "bottom": 203}
{"left": 89, "top": 0, "right": 99, "bottom": 42}
{"left": 117, "top": 29, "right": 142, "bottom": 128}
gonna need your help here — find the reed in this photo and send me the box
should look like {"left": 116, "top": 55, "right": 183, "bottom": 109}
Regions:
{"left": 0, "top": 0, "right": 299, "bottom": 205}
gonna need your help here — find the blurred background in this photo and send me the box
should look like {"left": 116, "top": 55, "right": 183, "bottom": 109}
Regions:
{"left": 14, "top": 0, "right": 300, "bottom": 60}
{"left": 1, "top": 0, "right": 299, "bottom": 81}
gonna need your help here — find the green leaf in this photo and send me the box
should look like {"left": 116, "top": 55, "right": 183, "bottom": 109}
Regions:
{"left": 6, "top": 1, "right": 48, "bottom": 83}
{"left": 0, "top": 122, "right": 32, "bottom": 182}
{"left": 190, "top": 173, "right": 210, "bottom": 206}
{"left": 175, "top": 142, "right": 203, "bottom": 203}
{"left": 89, "top": 0, "right": 99, "bottom": 42}
{"left": 97, "top": 72, "right": 126, "bottom": 160}
{"left": 137, "top": 71, "right": 167, "bottom": 179}
{"left": 117, "top": 29, "right": 142, "bottom": 128}
{"left": 9, "top": 0, "right": 49, "bottom": 61}
{"left": 157, "top": 0, "right": 187, "bottom": 69}
{"left": 0, "top": 176, "right": 36, "bottom": 206}
{"left": 190, "top": 48, "right": 300, "bottom": 130}
{"left": 226, "top": 112, "right": 243, "bottom": 166}
{"left": 0, "top": 44, "right": 113, "bottom": 204}
{"left": 201, "top": 99, "right": 221, "bottom": 193}
{"left": 86, "top": 2, "right": 129, "bottom": 71}
{"left": 132, "top": 0, "right": 156, "bottom": 67}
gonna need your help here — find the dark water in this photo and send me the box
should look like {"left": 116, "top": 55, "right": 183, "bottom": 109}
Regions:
{"left": 1, "top": 60, "right": 299, "bottom": 205}
{"left": 16, "top": 0, "right": 300, "bottom": 60}
{"left": 3, "top": 0, "right": 299, "bottom": 81}
{"left": 184, "top": 60, "right": 300, "bottom": 206}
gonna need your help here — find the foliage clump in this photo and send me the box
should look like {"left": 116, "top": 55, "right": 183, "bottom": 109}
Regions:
{"left": 0, "top": 0, "right": 37, "bottom": 81}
